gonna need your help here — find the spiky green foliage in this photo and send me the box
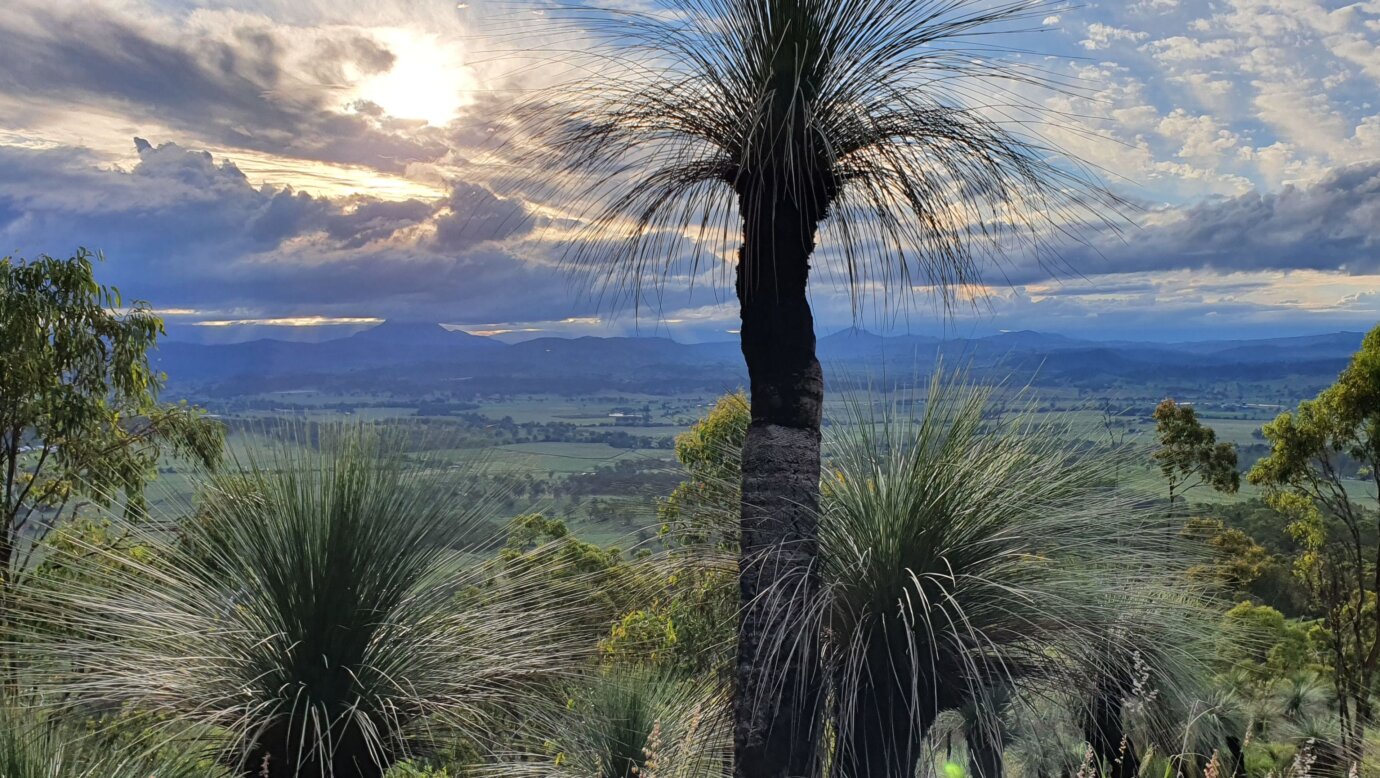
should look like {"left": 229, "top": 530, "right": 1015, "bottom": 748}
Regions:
{"left": 523, "top": 0, "right": 1123, "bottom": 304}
{"left": 492, "top": 668, "right": 731, "bottom": 778}
{"left": 1164, "top": 689, "right": 1250, "bottom": 776}
{"left": 1004, "top": 698, "right": 1086, "bottom": 778}
{"left": 0, "top": 704, "right": 226, "bottom": 778}
{"left": 19, "top": 427, "right": 586, "bottom": 778}
{"left": 817, "top": 376, "right": 1212, "bottom": 777}
{"left": 1071, "top": 605, "right": 1233, "bottom": 778}
{"left": 1271, "top": 673, "right": 1332, "bottom": 724}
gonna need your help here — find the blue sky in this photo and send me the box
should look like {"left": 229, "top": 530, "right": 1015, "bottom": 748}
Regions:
{"left": 1, "top": 0, "right": 1378, "bottom": 343}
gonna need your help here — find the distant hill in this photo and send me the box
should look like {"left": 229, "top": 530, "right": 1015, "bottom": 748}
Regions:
{"left": 154, "top": 322, "right": 1366, "bottom": 396}
{"left": 156, "top": 322, "right": 500, "bottom": 383}
{"left": 347, "top": 321, "right": 501, "bottom": 349}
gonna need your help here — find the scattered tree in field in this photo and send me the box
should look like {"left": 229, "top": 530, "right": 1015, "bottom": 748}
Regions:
{"left": 1248, "top": 324, "right": 1380, "bottom": 756}
{"left": 530, "top": 2, "right": 1120, "bottom": 770}
{"left": 1153, "top": 398, "right": 1240, "bottom": 514}
{"left": 1099, "top": 401, "right": 1142, "bottom": 484}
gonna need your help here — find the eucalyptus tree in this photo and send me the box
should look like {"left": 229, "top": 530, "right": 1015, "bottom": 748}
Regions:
{"left": 0, "top": 249, "right": 223, "bottom": 682}
{"left": 1249, "top": 323, "right": 1380, "bottom": 755}
{"left": 0, "top": 250, "right": 223, "bottom": 567}
{"left": 528, "top": 2, "right": 1118, "bottom": 773}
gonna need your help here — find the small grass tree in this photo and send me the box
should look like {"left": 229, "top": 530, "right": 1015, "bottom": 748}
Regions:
{"left": 820, "top": 378, "right": 1211, "bottom": 778}
{"left": 22, "top": 426, "right": 585, "bottom": 778}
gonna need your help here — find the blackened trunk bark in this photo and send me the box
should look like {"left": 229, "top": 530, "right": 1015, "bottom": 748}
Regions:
{"left": 1225, "top": 735, "right": 1245, "bottom": 778}
{"left": 0, "top": 528, "right": 15, "bottom": 691}
{"left": 734, "top": 195, "right": 825, "bottom": 778}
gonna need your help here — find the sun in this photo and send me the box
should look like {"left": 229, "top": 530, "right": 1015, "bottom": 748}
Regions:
{"left": 356, "top": 28, "right": 473, "bottom": 126}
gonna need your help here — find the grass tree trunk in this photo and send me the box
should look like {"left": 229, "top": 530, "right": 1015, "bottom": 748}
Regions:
{"left": 1225, "top": 735, "right": 1246, "bottom": 778}
{"left": 830, "top": 655, "right": 930, "bottom": 778}
{"left": 243, "top": 724, "right": 387, "bottom": 778}
{"left": 734, "top": 192, "right": 826, "bottom": 778}
{"left": 966, "top": 719, "right": 1005, "bottom": 778}
{"left": 1085, "top": 694, "right": 1137, "bottom": 778}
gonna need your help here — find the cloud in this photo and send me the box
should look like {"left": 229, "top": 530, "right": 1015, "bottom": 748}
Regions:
{"left": 325, "top": 198, "right": 436, "bottom": 249}
{"left": 0, "top": 139, "right": 569, "bottom": 324}
{"left": 0, "top": 0, "right": 451, "bottom": 172}
{"left": 2, "top": 0, "right": 1379, "bottom": 343}
{"left": 432, "top": 183, "right": 531, "bottom": 251}
{"left": 1081, "top": 23, "right": 1148, "bottom": 50}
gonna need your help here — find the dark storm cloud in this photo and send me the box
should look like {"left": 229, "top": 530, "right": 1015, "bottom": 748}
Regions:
{"left": 1029, "top": 162, "right": 1380, "bottom": 284}
{"left": 433, "top": 183, "right": 531, "bottom": 251}
{"left": 0, "top": 140, "right": 573, "bottom": 324}
{"left": 203, "top": 244, "right": 579, "bottom": 323}
{"left": 325, "top": 199, "right": 436, "bottom": 249}
{"left": 0, "top": 140, "right": 332, "bottom": 262}
{"left": 0, "top": 2, "right": 447, "bottom": 172}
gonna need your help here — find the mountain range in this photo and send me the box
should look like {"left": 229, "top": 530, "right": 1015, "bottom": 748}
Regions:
{"left": 152, "top": 322, "right": 1367, "bottom": 397}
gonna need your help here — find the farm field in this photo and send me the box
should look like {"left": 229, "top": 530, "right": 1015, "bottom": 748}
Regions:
{"left": 137, "top": 374, "right": 1378, "bottom": 544}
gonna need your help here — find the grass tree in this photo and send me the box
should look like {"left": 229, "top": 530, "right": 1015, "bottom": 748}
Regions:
{"left": 817, "top": 377, "right": 1205, "bottom": 778}
{"left": 527, "top": 2, "right": 1120, "bottom": 772}
{"left": 492, "top": 669, "right": 731, "bottom": 778}
{"left": 19, "top": 427, "right": 584, "bottom": 778}
{"left": 0, "top": 705, "right": 226, "bottom": 778}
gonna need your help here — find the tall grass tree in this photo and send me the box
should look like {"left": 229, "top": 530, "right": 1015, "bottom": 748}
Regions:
{"left": 524, "top": 3, "right": 1122, "bottom": 773}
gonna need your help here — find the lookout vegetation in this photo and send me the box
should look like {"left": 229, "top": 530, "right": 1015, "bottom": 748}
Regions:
{"left": 8, "top": 299, "right": 1380, "bottom": 778}
{"left": 3, "top": 0, "right": 1379, "bottom": 773}
{"left": 5, "top": 252, "right": 1380, "bottom": 778}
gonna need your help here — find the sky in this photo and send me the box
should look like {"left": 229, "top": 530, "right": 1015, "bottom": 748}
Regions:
{"left": 1, "top": 0, "right": 1378, "bottom": 343}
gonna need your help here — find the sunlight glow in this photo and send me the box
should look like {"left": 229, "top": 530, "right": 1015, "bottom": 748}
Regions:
{"left": 192, "top": 317, "right": 384, "bottom": 328}
{"left": 462, "top": 327, "right": 545, "bottom": 336}
{"left": 355, "top": 28, "right": 473, "bottom": 126}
